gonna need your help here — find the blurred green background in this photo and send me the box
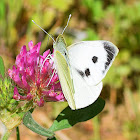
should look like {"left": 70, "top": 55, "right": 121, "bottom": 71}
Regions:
{"left": 0, "top": 0, "right": 140, "bottom": 140}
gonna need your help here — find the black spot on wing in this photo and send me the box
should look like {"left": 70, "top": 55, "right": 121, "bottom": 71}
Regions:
{"left": 77, "top": 69, "right": 84, "bottom": 77}
{"left": 103, "top": 42, "right": 115, "bottom": 69}
{"left": 92, "top": 56, "right": 98, "bottom": 63}
{"left": 105, "top": 61, "right": 110, "bottom": 69}
{"left": 85, "top": 68, "right": 90, "bottom": 77}
{"left": 103, "top": 42, "right": 116, "bottom": 54}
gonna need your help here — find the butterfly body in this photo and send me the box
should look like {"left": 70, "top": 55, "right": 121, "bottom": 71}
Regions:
{"left": 53, "top": 35, "right": 119, "bottom": 110}
{"left": 53, "top": 35, "right": 76, "bottom": 109}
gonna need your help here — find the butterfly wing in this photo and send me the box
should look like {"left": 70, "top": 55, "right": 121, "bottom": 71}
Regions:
{"left": 54, "top": 35, "right": 76, "bottom": 110}
{"left": 67, "top": 40, "right": 118, "bottom": 109}
{"left": 68, "top": 41, "right": 119, "bottom": 86}
{"left": 71, "top": 67, "right": 103, "bottom": 109}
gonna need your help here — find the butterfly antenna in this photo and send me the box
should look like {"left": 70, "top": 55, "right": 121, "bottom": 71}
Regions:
{"left": 32, "top": 20, "right": 55, "bottom": 43}
{"left": 61, "top": 14, "right": 71, "bottom": 35}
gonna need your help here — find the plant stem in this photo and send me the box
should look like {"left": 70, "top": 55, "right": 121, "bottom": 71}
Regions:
{"left": 16, "top": 127, "right": 20, "bottom": 140}
{"left": 1, "top": 129, "right": 12, "bottom": 140}
{"left": 92, "top": 116, "right": 100, "bottom": 140}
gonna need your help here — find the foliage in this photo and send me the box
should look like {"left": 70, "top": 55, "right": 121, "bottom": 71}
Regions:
{"left": 23, "top": 98, "right": 104, "bottom": 138}
{"left": 0, "top": 56, "right": 5, "bottom": 78}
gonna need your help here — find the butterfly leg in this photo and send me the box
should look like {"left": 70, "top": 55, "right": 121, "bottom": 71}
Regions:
{"left": 40, "top": 54, "right": 56, "bottom": 87}
{"left": 46, "top": 69, "right": 56, "bottom": 87}
{"left": 40, "top": 54, "right": 54, "bottom": 71}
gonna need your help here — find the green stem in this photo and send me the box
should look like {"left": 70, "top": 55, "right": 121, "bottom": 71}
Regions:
{"left": 92, "top": 116, "right": 100, "bottom": 140}
{"left": 1, "top": 129, "right": 12, "bottom": 140}
{"left": 16, "top": 127, "right": 20, "bottom": 140}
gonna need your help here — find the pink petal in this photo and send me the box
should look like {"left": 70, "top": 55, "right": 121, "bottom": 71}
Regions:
{"left": 27, "top": 93, "right": 33, "bottom": 100}
{"left": 55, "top": 92, "right": 65, "bottom": 101}
{"left": 21, "top": 74, "right": 30, "bottom": 89}
{"left": 13, "top": 87, "right": 27, "bottom": 100}
{"left": 28, "top": 40, "right": 34, "bottom": 50}
{"left": 54, "top": 83, "right": 62, "bottom": 92}
{"left": 36, "top": 42, "right": 41, "bottom": 53}
{"left": 49, "top": 91, "right": 57, "bottom": 97}
{"left": 37, "top": 97, "right": 44, "bottom": 107}
{"left": 13, "top": 87, "right": 20, "bottom": 100}
{"left": 8, "top": 69, "right": 13, "bottom": 79}
{"left": 43, "top": 50, "right": 50, "bottom": 58}
{"left": 30, "top": 42, "right": 41, "bottom": 54}
{"left": 51, "top": 74, "right": 59, "bottom": 83}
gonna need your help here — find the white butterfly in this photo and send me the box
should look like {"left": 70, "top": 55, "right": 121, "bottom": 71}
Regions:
{"left": 53, "top": 35, "right": 119, "bottom": 110}
{"left": 32, "top": 16, "right": 119, "bottom": 110}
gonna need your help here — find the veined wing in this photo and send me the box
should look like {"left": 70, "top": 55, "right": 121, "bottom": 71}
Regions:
{"left": 71, "top": 66, "right": 103, "bottom": 109}
{"left": 54, "top": 50, "right": 76, "bottom": 110}
{"left": 68, "top": 41, "right": 119, "bottom": 86}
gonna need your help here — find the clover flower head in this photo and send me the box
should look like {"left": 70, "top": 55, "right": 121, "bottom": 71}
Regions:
{"left": 8, "top": 41, "right": 65, "bottom": 107}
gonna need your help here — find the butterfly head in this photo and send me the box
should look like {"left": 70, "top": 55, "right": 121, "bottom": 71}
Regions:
{"left": 54, "top": 34, "right": 66, "bottom": 47}
{"left": 53, "top": 34, "right": 68, "bottom": 59}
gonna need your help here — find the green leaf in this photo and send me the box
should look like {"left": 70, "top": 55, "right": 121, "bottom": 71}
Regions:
{"left": 0, "top": 56, "right": 5, "bottom": 78}
{"left": 49, "top": 97, "right": 105, "bottom": 132}
{"left": 23, "top": 112, "right": 54, "bottom": 137}
{"left": 47, "top": 137, "right": 57, "bottom": 140}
